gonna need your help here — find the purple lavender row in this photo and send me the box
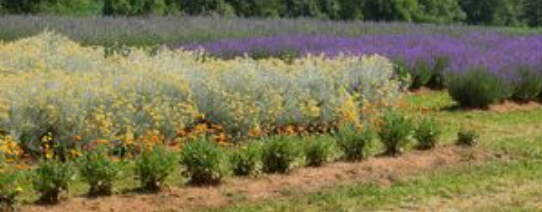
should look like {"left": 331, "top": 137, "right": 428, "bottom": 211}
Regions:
{"left": 180, "top": 33, "right": 542, "bottom": 83}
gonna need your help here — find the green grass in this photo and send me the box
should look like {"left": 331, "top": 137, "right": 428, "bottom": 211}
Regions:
{"left": 196, "top": 91, "right": 542, "bottom": 212}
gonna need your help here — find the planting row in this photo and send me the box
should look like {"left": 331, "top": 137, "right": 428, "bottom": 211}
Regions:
{"left": 184, "top": 33, "right": 542, "bottom": 108}
{"left": 1, "top": 16, "right": 539, "bottom": 47}
{"left": 0, "top": 32, "right": 403, "bottom": 158}
{"left": 0, "top": 112, "right": 479, "bottom": 211}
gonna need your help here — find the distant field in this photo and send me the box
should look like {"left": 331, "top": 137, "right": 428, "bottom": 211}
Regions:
{"left": 0, "top": 15, "right": 540, "bottom": 47}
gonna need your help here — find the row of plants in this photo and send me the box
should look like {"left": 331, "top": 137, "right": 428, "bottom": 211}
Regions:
{"left": 183, "top": 33, "right": 542, "bottom": 108}
{"left": 1, "top": 16, "right": 540, "bottom": 47}
{"left": 0, "top": 112, "right": 480, "bottom": 211}
{"left": 0, "top": 32, "right": 403, "bottom": 159}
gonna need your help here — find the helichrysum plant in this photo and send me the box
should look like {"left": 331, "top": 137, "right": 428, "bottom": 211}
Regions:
{"left": 78, "top": 147, "right": 124, "bottom": 197}
{"left": 33, "top": 160, "right": 76, "bottom": 204}
{"left": 304, "top": 135, "right": 337, "bottom": 167}
{"left": 378, "top": 111, "right": 414, "bottom": 156}
{"left": 333, "top": 123, "right": 375, "bottom": 162}
{"left": 180, "top": 137, "right": 227, "bottom": 185}
{"left": 135, "top": 145, "right": 177, "bottom": 192}
{"left": 230, "top": 142, "right": 262, "bottom": 177}
{"left": 414, "top": 117, "right": 442, "bottom": 150}
{"left": 0, "top": 32, "right": 401, "bottom": 150}
{"left": 261, "top": 135, "right": 303, "bottom": 174}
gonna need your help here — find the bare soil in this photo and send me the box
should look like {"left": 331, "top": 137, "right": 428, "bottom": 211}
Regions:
{"left": 489, "top": 101, "right": 542, "bottom": 113}
{"left": 22, "top": 146, "right": 496, "bottom": 212}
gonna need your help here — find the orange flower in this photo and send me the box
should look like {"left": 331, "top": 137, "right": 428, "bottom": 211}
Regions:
{"left": 94, "top": 139, "right": 109, "bottom": 145}
{"left": 73, "top": 135, "right": 82, "bottom": 141}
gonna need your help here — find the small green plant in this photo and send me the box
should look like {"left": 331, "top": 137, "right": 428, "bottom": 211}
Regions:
{"left": 78, "top": 147, "right": 124, "bottom": 197}
{"left": 457, "top": 125, "right": 480, "bottom": 147}
{"left": 33, "top": 160, "right": 76, "bottom": 204}
{"left": 261, "top": 135, "right": 302, "bottom": 174}
{"left": 333, "top": 123, "right": 374, "bottom": 161}
{"left": 378, "top": 111, "right": 414, "bottom": 156}
{"left": 0, "top": 167, "right": 24, "bottom": 212}
{"left": 304, "top": 135, "right": 337, "bottom": 167}
{"left": 414, "top": 117, "right": 442, "bottom": 150}
{"left": 180, "top": 137, "right": 227, "bottom": 185}
{"left": 230, "top": 142, "right": 262, "bottom": 177}
{"left": 448, "top": 69, "right": 513, "bottom": 108}
{"left": 135, "top": 145, "right": 177, "bottom": 192}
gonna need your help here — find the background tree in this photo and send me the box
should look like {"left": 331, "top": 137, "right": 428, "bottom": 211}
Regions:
{"left": 362, "top": 0, "right": 420, "bottom": 22}
{"left": 416, "top": 0, "right": 466, "bottom": 24}
{"left": 319, "top": 0, "right": 341, "bottom": 20}
{"left": 459, "top": 0, "right": 525, "bottom": 26}
{"left": 180, "top": 0, "right": 235, "bottom": 16}
{"left": 226, "top": 0, "right": 281, "bottom": 17}
{"left": 337, "top": 0, "right": 363, "bottom": 20}
{"left": 523, "top": 0, "right": 542, "bottom": 27}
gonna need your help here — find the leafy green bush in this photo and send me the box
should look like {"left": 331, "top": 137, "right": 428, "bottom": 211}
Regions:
{"left": 457, "top": 125, "right": 479, "bottom": 147}
{"left": 180, "top": 137, "right": 227, "bottom": 185}
{"left": 0, "top": 168, "right": 24, "bottom": 212}
{"left": 378, "top": 111, "right": 414, "bottom": 156}
{"left": 333, "top": 123, "right": 375, "bottom": 161}
{"left": 135, "top": 145, "right": 177, "bottom": 192}
{"left": 78, "top": 148, "right": 124, "bottom": 197}
{"left": 512, "top": 68, "right": 542, "bottom": 102}
{"left": 304, "top": 135, "right": 337, "bottom": 166}
{"left": 33, "top": 160, "right": 76, "bottom": 204}
{"left": 448, "top": 69, "right": 513, "bottom": 108}
{"left": 414, "top": 117, "right": 441, "bottom": 150}
{"left": 230, "top": 142, "right": 262, "bottom": 177}
{"left": 261, "top": 135, "right": 303, "bottom": 174}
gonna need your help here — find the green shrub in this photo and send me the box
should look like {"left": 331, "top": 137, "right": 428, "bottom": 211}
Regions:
{"left": 261, "top": 135, "right": 302, "bottom": 174}
{"left": 78, "top": 148, "right": 124, "bottom": 197}
{"left": 0, "top": 168, "right": 23, "bottom": 212}
{"left": 414, "top": 117, "right": 441, "bottom": 150}
{"left": 180, "top": 137, "right": 227, "bottom": 185}
{"left": 33, "top": 160, "right": 76, "bottom": 204}
{"left": 448, "top": 69, "right": 513, "bottom": 108}
{"left": 230, "top": 142, "right": 262, "bottom": 177}
{"left": 304, "top": 135, "right": 337, "bottom": 166}
{"left": 409, "top": 60, "right": 434, "bottom": 90}
{"left": 427, "top": 57, "right": 450, "bottom": 89}
{"left": 512, "top": 68, "right": 542, "bottom": 102}
{"left": 135, "top": 145, "right": 177, "bottom": 192}
{"left": 333, "top": 124, "right": 374, "bottom": 161}
{"left": 457, "top": 125, "right": 480, "bottom": 147}
{"left": 378, "top": 111, "right": 414, "bottom": 156}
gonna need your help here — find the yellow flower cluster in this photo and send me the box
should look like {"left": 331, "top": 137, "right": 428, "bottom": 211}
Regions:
{"left": 0, "top": 32, "right": 402, "bottom": 157}
{"left": 0, "top": 135, "right": 23, "bottom": 162}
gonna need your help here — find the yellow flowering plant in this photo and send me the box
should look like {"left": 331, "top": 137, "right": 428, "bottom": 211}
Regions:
{"left": 0, "top": 32, "right": 402, "bottom": 158}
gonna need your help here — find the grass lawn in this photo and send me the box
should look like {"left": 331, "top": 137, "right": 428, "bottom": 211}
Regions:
{"left": 199, "top": 91, "right": 542, "bottom": 212}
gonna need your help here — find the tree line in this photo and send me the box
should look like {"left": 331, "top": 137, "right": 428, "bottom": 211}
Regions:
{"left": 0, "top": 0, "right": 541, "bottom": 27}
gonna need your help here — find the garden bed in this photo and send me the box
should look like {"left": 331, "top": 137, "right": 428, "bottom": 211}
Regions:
{"left": 22, "top": 146, "right": 496, "bottom": 212}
